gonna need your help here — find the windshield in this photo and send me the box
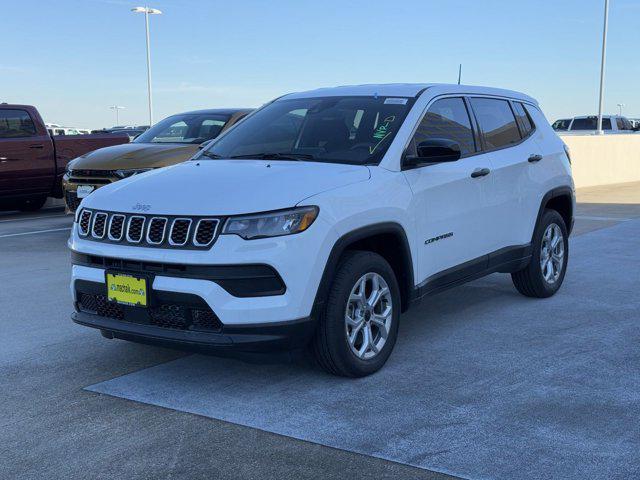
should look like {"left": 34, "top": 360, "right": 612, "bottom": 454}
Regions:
{"left": 199, "top": 96, "right": 413, "bottom": 165}
{"left": 552, "top": 119, "right": 570, "bottom": 131}
{"left": 134, "top": 113, "right": 230, "bottom": 144}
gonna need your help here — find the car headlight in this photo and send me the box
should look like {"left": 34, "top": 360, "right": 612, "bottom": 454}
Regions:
{"left": 114, "top": 168, "right": 153, "bottom": 179}
{"left": 65, "top": 160, "right": 78, "bottom": 175}
{"left": 222, "top": 206, "right": 318, "bottom": 240}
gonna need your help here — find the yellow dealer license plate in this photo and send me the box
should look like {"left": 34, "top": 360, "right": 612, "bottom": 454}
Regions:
{"left": 106, "top": 273, "right": 148, "bottom": 307}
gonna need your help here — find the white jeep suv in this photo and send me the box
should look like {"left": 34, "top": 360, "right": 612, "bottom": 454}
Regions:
{"left": 69, "top": 84, "right": 574, "bottom": 377}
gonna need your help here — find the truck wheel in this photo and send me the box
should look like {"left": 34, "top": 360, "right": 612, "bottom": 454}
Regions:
{"left": 312, "top": 251, "right": 400, "bottom": 377}
{"left": 18, "top": 196, "right": 47, "bottom": 212}
{"left": 512, "top": 209, "right": 569, "bottom": 298}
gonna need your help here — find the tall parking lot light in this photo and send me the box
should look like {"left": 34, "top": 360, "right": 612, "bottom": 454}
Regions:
{"left": 131, "top": 6, "right": 162, "bottom": 127}
{"left": 109, "top": 105, "right": 125, "bottom": 125}
{"left": 597, "top": 0, "right": 609, "bottom": 135}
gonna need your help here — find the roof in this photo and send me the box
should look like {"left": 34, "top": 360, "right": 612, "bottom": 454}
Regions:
{"left": 280, "top": 83, "right": 538, "bottom": 104}
{"left": 178, "top": 108, "right": 253, "bottom": 116}
{"left": 572, "top": 115, "right": 626, "bottom": 119}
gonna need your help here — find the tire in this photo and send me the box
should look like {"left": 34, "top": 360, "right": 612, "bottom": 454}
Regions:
{"left": 512, "top": 209, "right": 569, "bottom": 298}
{"left": 312, "top": 250, "right": 401, "bottom": 377}
{"left": 18, "top": 196, "right": 47, "bottom": 212}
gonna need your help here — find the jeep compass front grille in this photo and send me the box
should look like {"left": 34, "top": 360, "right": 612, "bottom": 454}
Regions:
{"left": 78, "top": 210, "right": 92, "bottom": 236}
{"left": 194, "top": 219, "right": 219, "bottom": 246}
{"left": 76, "top": 209, "right": 221, "bottom": 249}
{"left": 127, "top": 216, "right": 145, "bottom": 243}
{"left": 169, "top": 219, "right": 191, "bottom": 246}
{"left": 108, "top": 214, "right": 125, "bottom": 241}
{"left": 92, "top": 213, "right": 107, "bottom": 238}
{"left": 147, "top": 217, "right": 167, "bottom": 244}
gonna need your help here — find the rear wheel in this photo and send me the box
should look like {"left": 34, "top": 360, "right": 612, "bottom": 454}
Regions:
{"left": 18, "top": 196, "right": 47, "bottom": 212}
{"left": 512, "top": 209, "right": 568, "bottom": 298}
{"left": 312, "top": 251, "right": 400, "bottom": 377}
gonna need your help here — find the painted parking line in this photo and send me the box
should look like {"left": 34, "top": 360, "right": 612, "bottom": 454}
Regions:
{"left": 0, "top": 214, "right": 68, "bottom": 224}
{"left": 0, "top": 227, "right": 72, "bottom": 238}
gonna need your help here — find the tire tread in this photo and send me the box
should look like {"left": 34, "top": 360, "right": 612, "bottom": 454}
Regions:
{"left": 511, "top": 209, "right": 568, "bottom": 298}
{"left": 312, "top": 250, "right": 399, "bottom": 377}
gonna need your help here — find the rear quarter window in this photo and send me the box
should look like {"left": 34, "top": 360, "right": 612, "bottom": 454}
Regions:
{"left": 513, "top": 102, "right": 535, "bottom": 137}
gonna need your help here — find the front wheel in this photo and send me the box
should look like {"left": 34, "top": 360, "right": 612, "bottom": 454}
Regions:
{"left": 512, "top": 209, "right": 569, "bottom": 298}
{"left": 312, "top": 251, "right": 400, "bottom": 377}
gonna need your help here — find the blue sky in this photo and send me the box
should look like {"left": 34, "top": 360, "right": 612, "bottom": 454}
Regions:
{"left": 2, "top": 0, "right": 639, "bottom": 128}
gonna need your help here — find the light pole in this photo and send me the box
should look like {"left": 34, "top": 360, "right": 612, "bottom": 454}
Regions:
{"left": 596, "top": 0, "right": 609, "bottom": 134}
{"left": 109, "top": 105, "right": 126, "bottom": 126}
{"left": 617, "top": 103, "right": 624, "bottom": 116}
{"left": 131, "top": 6, "right": 162, "bottom": 127}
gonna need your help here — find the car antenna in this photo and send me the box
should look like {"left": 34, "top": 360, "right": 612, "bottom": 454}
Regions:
{"left": 457, "top": 64, "right": 462, "bottom": 85}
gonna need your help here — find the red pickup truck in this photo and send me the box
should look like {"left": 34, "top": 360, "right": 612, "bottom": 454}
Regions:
{"left": 0, "top": 104, "right": 129, "bottom": 211}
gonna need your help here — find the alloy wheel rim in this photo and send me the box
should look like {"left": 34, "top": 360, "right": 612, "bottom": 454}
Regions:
{"left": 344, "top": 272, "right": 393, "bottom": 360}
{"left": 540, "top": 223, "right": 565, "bottom": 284}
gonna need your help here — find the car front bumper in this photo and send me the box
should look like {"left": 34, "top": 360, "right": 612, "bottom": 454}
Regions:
{"left": 68, "top": 205, "right": 337, "bottom": 352}
{"left": 72, "top": 310, "right": 315, "bottom": 352}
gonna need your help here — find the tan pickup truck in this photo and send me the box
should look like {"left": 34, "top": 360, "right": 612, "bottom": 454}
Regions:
{"left": 63, "top": 108, "right": 251, "bottom": 211}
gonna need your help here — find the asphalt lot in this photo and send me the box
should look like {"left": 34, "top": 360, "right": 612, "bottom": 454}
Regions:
{"left": 1, "top": 182, "right": 639, "bottom": 480}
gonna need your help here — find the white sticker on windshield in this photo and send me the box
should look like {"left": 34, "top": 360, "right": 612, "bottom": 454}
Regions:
{"left": 384, "top": 98, "right": 408, "bottom": 105}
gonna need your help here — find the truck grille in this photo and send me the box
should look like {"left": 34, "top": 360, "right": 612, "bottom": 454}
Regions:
{"left": 76, "top": 209, "right": 221, "bottom": 249}
{"left": 65, "top": 191, "right": 82, "bottom": 212}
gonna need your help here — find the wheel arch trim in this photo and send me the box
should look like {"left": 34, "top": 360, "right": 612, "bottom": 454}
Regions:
{"left": 535, "top": 186, "right": 575, "bottom": 237}
{"left": 312, "top": 222, "right": 415, "bottom": 315}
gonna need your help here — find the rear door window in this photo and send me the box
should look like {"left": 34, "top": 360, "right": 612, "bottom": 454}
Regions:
{"left": 0, "top": 109, "right": 37, "bottom": 138}
{"left": 469, "top": 98, "right": 521, "bottom": 150}
{"left": 409, "top": 97, "right": 476, "bottom": 157}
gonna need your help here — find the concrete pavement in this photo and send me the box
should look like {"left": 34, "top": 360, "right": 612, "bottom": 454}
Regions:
{"left": 1, "top": 182, "right": 639, "bottom": 480}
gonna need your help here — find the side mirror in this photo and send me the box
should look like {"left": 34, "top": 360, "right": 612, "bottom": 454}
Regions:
{"left": 404, "top": 138, "right": 462, "bottom": 168}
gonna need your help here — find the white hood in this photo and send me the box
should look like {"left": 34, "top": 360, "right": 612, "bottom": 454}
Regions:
{"left": 83, "top": 160, "right": 371, "bottom": 215}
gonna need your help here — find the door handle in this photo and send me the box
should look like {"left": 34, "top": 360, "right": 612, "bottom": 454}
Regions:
{"left": 528, "top": 154, "right": 543, "bottom": 163}
{"left": 29, "top": 144, "right": 44, "bottom": 149}
{"left": 470, "top": 167, "right": 490, "bottom": 178}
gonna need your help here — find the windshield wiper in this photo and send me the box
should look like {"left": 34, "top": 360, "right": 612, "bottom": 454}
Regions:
{"left": 229, "top": 152, "right": 316, "bottom": 161}
{"left": 200, "top": 151, "right": 223, "bottom": 159}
